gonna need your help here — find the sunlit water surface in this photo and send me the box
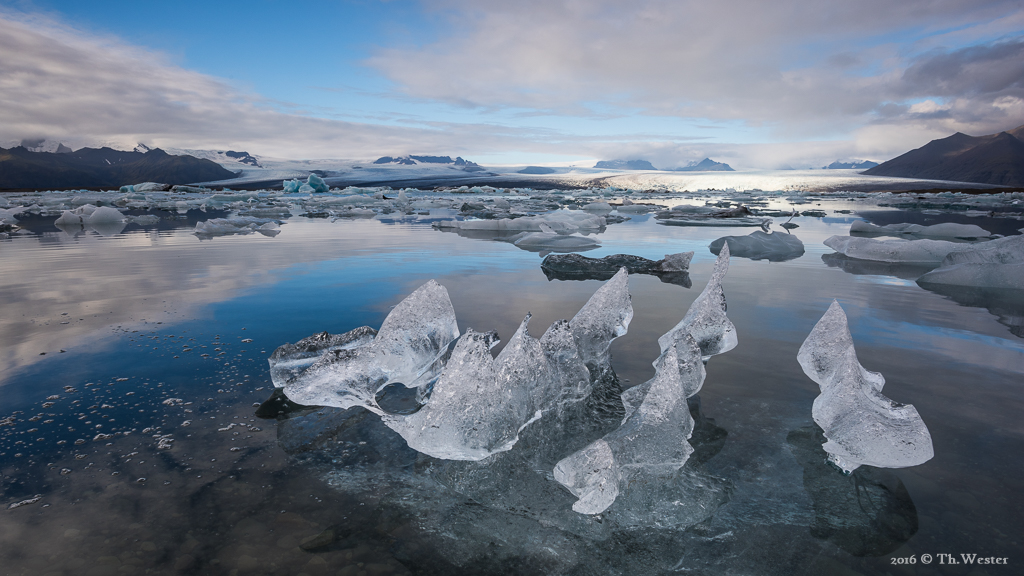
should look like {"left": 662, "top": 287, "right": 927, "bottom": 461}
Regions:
{"left": 1, "top": 198, "right": 1022, "bottom": 576}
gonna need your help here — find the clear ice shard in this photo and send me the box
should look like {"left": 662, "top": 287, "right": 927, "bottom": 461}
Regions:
{"left": 658, "top": 243, "right": 737, "bottom": 360}
{"left": 797, "top": 301, "right": 934, "bottom": 473}
{"left": 281, "top": 280, "right": 460, "bottom": 412}
{"left": 554, "top": 247, "right": 733, "bottom": 514}
{"left": 268, "top": 327, "right": 377, "bottom": 388}
{"left": 386, "top": 269, "right": 631, "bottom": 460}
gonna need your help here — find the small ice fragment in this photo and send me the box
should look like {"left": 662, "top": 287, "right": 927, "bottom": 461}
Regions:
{"left": 268, "top": 327, "right": 377, "bottom": 388}
{"left": 797, "top": 301, "right": 934, "bottom": 473}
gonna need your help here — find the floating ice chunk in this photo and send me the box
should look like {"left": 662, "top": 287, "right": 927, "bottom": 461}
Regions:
{"left": 659, "top": 243, "right": 737, "bottom": 360}
{"left": 307, "top": 173, "right": 329, "bottom": 193}
{"left": 85, "top": 206, "right": 125, "bottom": 225}
{"left": 126, "top": 214, "right": 161, "bottom": 226}
{"left": 797, "top": 301, "right": 933, "bottom": 473}
{"left": 0, "top": 206, "right": 26, "bottom": 224}
{"left": 283, "top": 179, "right": 302, "bottom": 193}
{"left": 130, "top": 182, "right": 169, "bottom": 192}
{"left": 510, "top": 231, "right": 601, "bottom": 252}
{"left": 824, "top": 235, "right": 975, "bottom": 264}
{"left": 710, "top": 230, "right": 804, "bottom": 262}
{"left": 660, "top": 252, "right": 694, "bottom": 272}
{"left": 658, "top": 217, "right": 770, "bottom": 227}
{"left": 540, "top": 252, "right": 692, "bottom": 283}
{"left": 850, "top": 220, "right": 991, "bottom": 239}
{"left": 433, "top": 211, "right": 606, "bottom": 234}
{"left": 916, "top": 234, "right": 1024, "bottom": 289}
{"left": 194, "top": 217, "right": 279, "bottom": 237}
{"left": 282, "top": 280, "right": 460, "bottom": 411}
{"left": 583, "top": 202, "right": 612, "bottom": 211}
{"left": 298, "top": 184, "right": 316, "bottom": 194}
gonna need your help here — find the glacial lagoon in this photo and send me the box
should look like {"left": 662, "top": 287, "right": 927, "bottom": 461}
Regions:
{"left": 1, "top": 186, "right": 1022, "bottom": 575}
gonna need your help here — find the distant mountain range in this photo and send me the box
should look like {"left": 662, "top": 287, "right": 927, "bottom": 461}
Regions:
{"left": 0, "top": 146, "right": 238, "bottom": 190}
{"left": 864, "top": 124, "right": 1024, "bottom": 186}
{"left": 671, "top": 158, "right": 734, "bottom": 172}
{"left": 374, "top": 155, "right": 485, "bottom": 172}
{"left": 594, "top": 159, "right": 657, "bottom": 170}
{"left": 823, "top": 160, "right": 878, "bottom": 169}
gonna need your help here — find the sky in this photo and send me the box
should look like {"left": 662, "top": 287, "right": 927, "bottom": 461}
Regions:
{"left": 1, "top": 0, "right": 1023, "bottom": 168}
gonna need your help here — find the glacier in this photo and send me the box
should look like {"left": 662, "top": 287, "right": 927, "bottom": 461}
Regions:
{"left": 797, "top": 301, "right": 934, "bottom": 473}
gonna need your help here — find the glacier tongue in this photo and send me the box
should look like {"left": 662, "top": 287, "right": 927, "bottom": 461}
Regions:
{"left": 554, "top": 248, "right": 733, "bottom": 514}
{"left": 797, "top": 300, "right": 934, "bottom": 473}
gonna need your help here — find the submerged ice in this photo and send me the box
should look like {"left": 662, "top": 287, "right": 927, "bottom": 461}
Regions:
{"left": 797, "top": 301, "right": 934, "bottom": 473}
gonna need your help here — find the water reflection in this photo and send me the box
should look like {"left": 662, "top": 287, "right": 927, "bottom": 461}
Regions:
{"left": 914, "top": 283, "right": 1024, "bottom": 338}
{"left": 787, "top": 426, "right": 918, "bottom": 557}
{"left": 821, "top": 252, "right": 1024, "bottom": 338}
{"left": 821, "top": 253, "right": 939, "bottom": 280}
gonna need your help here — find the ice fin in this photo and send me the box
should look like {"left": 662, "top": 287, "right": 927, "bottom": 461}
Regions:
{"left": 659, "top": 243, "right": 736, "bottom": 360}
{"left": 570, "top": 268, "right": 633, "bottom": 368}
{"left": 797, "top": 301, "right": 934, "bottom": 473}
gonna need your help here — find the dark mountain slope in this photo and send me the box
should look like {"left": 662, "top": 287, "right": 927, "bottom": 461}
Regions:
{"left": 0, "top": 147, "right": 238, "bottom": 190}
{"left": 864, "top": 125, "right": 1024, "bottom": 186}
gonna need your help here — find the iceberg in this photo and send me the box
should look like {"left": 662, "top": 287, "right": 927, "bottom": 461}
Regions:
{"left": 797, "top": 301, "right": 934, "bottom": 473}
{"left": 710, "top": 230, "right": 804, "bottom": 262}
{"left": 307, "top": 173, "right": 329, "bottom": 193}
{"left": 283, "top": 179, "right": 302, "bottom": 193}
{"left": 553, "top": 245, "right": 735, "bottom": 514}
{"left": 850, "top": 220, "right": 991, "bottom": 239}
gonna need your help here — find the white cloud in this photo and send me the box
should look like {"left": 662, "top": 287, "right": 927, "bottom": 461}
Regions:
{"left": 370, "top": 0, "right": 1024, "bottom": 139}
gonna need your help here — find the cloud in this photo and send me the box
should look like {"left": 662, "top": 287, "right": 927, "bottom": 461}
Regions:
{"left": 369, "top": 0, "right": 1024, "bottom": 137}
{"left": 0, "top": 11, "right": 569, "bottom": 160}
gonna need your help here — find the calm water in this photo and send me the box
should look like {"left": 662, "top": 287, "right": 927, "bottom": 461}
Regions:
{"left": 1, "top": 195, "right": 1022, "bottom": 575}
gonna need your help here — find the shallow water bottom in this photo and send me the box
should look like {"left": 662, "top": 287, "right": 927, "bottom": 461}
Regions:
{"left": 1, "top": 201, "right": 1022, "bottom": 575}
